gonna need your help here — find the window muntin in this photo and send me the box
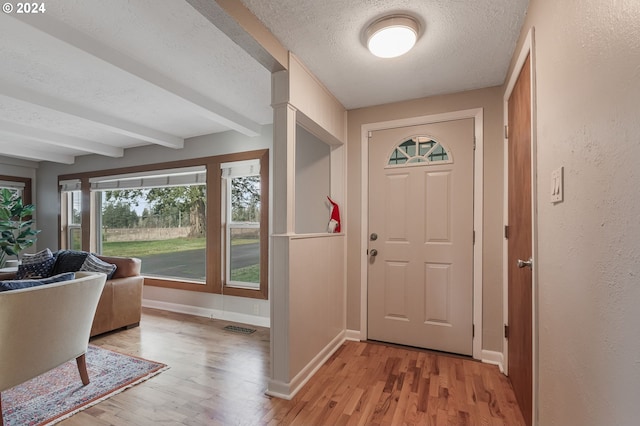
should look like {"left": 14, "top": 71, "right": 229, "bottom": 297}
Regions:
{"left": 388, "top": 136, "right": 452, "bottom": 166}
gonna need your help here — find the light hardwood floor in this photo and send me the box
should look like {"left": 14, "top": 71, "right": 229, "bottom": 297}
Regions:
{"left": 62, "top": 308, "right": 524, "bottom": 425}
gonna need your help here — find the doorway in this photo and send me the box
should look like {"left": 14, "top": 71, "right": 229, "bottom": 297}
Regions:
{"left": 360, "top": 108, "right": 484, "bottom": 359}
{"left": 367, "top": 119, "right": 474, "bottom": 355}
{"left": 503, "top": 28, "right": 537, "bottom": 426}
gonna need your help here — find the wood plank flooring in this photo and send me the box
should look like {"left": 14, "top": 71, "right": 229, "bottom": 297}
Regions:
{"left": 60, "top": 308, "right": 524, "bottom": 425}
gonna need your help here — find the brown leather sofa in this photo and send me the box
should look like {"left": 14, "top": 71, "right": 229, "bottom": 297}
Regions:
{"left": 90, "top": 255, "right": 143, "bottom": 337}
{"left": 0, "top": 254, "right": 143, "bottom": 337}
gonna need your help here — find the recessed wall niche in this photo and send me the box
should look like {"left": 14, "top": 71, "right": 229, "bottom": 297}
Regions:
{"left": 295, "top": 125, "right": 331, "bottom": 234}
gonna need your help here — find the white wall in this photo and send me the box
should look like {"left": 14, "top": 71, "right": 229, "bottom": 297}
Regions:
{"left": 0, "top": 156, "right": 37, "bottom": 181}
{"left": 36, "top": 127, "right": 273, "bottom": 325}
{"left": 269, "top": 56, "right": 347, "bottom": 398}
{"left": 510, "top": 1, "right": 640, "bottom": 424}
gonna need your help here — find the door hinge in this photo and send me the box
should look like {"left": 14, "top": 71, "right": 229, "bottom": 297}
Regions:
{"left": 368, "top": 131, "right": 373, "bottom": 139}
{"left": 472, "top": 324, "right": 475, "bottom": 338}
{"left": 473, "top": 137, "right": 476, "bottom": 150}
{"left": 504, "top": 324, "right": 509, "bottom": 339}
{"left": 473, "top": 230, "right": 476, "bottom": 244}
{"left": 504, "top": 125, "right": 509, "bottom": 139}
{"left": 504, "top": 225, "right": 509, "bottom": 239}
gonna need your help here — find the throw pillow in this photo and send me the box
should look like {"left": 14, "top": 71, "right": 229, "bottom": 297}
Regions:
{"left": 20, "top": 248, "right": 54, "bottom": 265}
{"left": 51, "top": 250, "right": 89, "bottom": 275}
{"left": 80, "top": 253, "right": 117, "bottom": 279}
{"left": 0, "top": 272, "right": 76, "bottom": 292}
{"left": 16, "top": 249, "right": 56, "bottom": 279}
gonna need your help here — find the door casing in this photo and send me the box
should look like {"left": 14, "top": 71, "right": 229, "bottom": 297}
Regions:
{"left": 503, "top": 27, "right": 538, "bottom": 425}
{"left": 360, "top": 108, "right": 484, "bottom": 360}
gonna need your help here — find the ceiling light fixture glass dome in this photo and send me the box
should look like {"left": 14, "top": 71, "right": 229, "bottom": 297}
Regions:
{"left": 366, "top": 15, "right": 420, "bottom": 59}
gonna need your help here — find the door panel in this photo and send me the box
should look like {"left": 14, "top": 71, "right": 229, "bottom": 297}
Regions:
{"left": 386, "top": 173, "right": 410, "bottom": 240}
{"left": 507, "top": 54, "right": 533, "bottom": 426}
{"left": 368, "top": 119, "right": 474, "bottom": 355}
{"left": 424, "top": 263, "right": 451, "bottom": 324}
{"left": 425, "top": 171, "right": 452, "bottom": 242}
{"left": 384, "top": 261, "right": 409, "bottom": 319}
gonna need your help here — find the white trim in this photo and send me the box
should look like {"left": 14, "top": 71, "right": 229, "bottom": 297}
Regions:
{"left": 265, "top": 331, "right": 345, "bottom": 400}
{"left": 360, "top": 108, "right": 484, "bottom": 360}
{"left": 502, "top": 27, "right": 537, "bottom": 426}
{"left": 482, "top": 350, "right": 505, "bottom": 373}
{"left": 0, "top": 180, "right": 26, "bottom": 189}
{"left": 142, "top": 298, "right": 270, "bottom": 328}
{"left": 345, "top": 329, "right": 361, "bottom": 341}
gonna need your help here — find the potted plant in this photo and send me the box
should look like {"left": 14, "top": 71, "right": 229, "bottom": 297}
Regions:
{"left": 0, "top": 188, "right": 40, "bottom": 268}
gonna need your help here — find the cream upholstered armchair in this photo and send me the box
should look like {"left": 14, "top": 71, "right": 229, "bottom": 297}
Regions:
{"left": 0, "top": 272, "right": 106, "bottom": 426}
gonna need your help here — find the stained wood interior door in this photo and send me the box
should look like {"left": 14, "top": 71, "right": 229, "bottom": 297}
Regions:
{"left": 507, "top": 53, "right": 533, "bottom": 426}
{"left": 368, "top": 119, "right": 474, "bottom": 355}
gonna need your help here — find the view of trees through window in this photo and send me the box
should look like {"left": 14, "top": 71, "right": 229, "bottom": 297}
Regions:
{"left": 99, "top": 185, "right": 207, "bottom": 282}
{"left": 96, "top": 176, "right": 262, "bottom": 285}
{"left": 58, "top": 150, "right": 268, "bottom": 298}
{"left": 227, "top": 175, "right": 261, "bottom": 287}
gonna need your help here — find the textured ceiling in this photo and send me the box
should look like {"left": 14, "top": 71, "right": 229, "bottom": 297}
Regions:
{"left": 241, "top": 0, "right": 530, "bottom": 109}
{"left": 0, "top": 0, "right": 272, "bottom": 163}
{"left": 0, "top": 0, "right": 528, "bottom": 164}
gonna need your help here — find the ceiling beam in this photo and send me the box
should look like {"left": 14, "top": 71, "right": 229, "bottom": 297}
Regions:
{"left": 10, "top": 13, "right": 262, "bottom": 137}
{"left": 0, "top": 82, "right": 184, "bottom": 149}
{"left": 0, "top": 120, "right": 124, "bottom": 158}
{"left": 186, "top": 0, "right": 288, "bottom": 72}
{"left": 0, "top": 141, "right": 74, "bottom": 164}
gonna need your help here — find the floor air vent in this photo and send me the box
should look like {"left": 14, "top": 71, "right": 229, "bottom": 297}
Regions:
{"left": 223, "top": 325, "right": 256, "bottom": 335}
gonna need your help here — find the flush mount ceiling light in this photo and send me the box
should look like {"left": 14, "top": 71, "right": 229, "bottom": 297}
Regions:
{"left": 366, "top": 15, "right": 420, "bottom": 58}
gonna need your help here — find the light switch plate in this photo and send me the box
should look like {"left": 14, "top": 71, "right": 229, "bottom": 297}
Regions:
{"left": 551, "top": 167, "right": 563, "bottom": 203}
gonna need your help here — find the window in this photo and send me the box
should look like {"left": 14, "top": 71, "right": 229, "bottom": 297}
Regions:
{"left": 57, "top": 150, "right": 269, "bottom": 299}
{"left": 0, "top": 176, "right": 31, "bottom": 206}
{"left": 59, "top": 180, "right": 84, "bottom": 251}
{"left": 222, "top": 160, "right": 261, "bottom": 290}
{"left": 90, "top": 167, "right": 207, "bottom": 283}
{"left": 388, "top": 136, "right": 452, "bottom": 166}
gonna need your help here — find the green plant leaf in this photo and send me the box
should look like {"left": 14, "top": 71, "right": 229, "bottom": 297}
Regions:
{"left": 0, "top": 192, "right": 40, "bottom": 259}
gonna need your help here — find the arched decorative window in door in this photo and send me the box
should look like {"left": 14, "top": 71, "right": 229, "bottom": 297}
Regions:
{"left": 387, "top": 136, "right": 453, "bottom": 166}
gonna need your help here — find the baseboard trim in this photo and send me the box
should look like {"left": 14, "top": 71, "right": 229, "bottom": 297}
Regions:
{"left": 345, "top": 329, "right": 361, "bottom": 341}
{"left": 482, "top": 349, "right": 505, "bottom": 373}
{"left": 266, "top": 331, "right": 346, "bottom": 400}
{"left": 142, "top": 299, "right": 270, "bottom": 328}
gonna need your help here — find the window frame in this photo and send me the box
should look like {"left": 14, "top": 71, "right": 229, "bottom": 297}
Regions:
{"left": 224, "top": 172, "right": 261, "bottom": 291}
{"left": 0, "top": 175, "right": 32, "bottom": 206}
{"left": 57, "top": 149, "right": 269, "bottom": 300}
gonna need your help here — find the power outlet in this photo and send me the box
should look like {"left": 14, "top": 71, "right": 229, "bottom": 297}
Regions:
{"left": 253, "top": 303, "right": 260, "bottom": 315}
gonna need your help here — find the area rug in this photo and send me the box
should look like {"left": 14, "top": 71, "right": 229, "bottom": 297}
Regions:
{"left": 1, "top": 345, "right": 169, "bottom": 426}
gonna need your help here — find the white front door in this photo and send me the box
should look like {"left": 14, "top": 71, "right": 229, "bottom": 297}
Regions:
{"left": 367, "top": 119, "right": 474, "bottom": 355}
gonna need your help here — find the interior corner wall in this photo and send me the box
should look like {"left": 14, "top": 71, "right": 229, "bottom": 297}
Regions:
{"left": 508, "top": 1, "right": 640, "bottom": 425}
{"left": 346, "top": 86, "right": 504, "bottom": 352}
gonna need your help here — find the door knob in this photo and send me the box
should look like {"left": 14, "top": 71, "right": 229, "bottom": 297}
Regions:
{"left": 370, "top": 249, "right": 378, "bottom": 257}
{"left": 517, "top": 258, "right": 533, "bottom": 269}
